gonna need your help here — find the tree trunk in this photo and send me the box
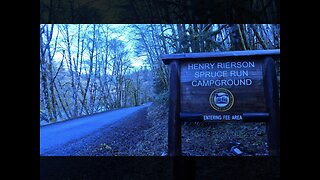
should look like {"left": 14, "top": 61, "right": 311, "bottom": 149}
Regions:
{"left": 40, "top": 24, "right": 54, "bottom": 122}
{"left": 54, "top": 80, "right": 71, "bottom": 119}
{"left": 229, "top": 24, "right": 246, "bottom": 51}
{"left": 252, "top": 24, "right": 268, "bottom": 49}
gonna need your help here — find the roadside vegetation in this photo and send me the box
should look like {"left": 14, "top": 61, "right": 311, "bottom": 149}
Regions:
{"left": 137, "top": 94, "right": 269, "bottom": 156}
{"left": 76, "top": 91, "right": 270, "bottom": 156}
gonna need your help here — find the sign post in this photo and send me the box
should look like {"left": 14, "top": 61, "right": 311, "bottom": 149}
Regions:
{"left": 168, "top": 60, "right": 182, "bottom": 156}
{"left": 162, "top": 49, "right": 280, "bottom": 156}
{"left": 264, "top": 57, "right": 280, "bottom": 156}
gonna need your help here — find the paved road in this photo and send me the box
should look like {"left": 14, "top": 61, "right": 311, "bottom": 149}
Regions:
{"left": 40, "top": 103, "right": 152, "bottom": 155}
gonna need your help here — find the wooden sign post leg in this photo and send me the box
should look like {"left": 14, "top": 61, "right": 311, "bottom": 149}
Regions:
{"left": 168, "top": 60, "right": 181, "bottom": 157}
{"left": 264, "top": 57, "right": 280, "bottom": 156}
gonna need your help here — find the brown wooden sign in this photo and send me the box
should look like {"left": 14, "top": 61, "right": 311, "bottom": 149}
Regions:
{"left": 180, "top": 58, "right": 266, "bottom": 121}
{"left": 162, "top": 49, "right": 280, "bottom": 156}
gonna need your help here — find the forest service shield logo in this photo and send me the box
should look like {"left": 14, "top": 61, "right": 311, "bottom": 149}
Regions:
{"left": 209, "top": 88, "right": 234, "bottom": 112}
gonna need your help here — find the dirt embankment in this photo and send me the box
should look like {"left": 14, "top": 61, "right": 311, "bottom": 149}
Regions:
{"left": 48, "top": 100, "right": 268, "bottom": 156}
{"left": 138, "top": 100, "right": 269, "bottom": 156}
{"left": 92, "top": 99, "right": 268, "bottom": 156}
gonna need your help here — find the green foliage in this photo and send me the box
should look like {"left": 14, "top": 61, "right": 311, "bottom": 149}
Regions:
{"left": 40, "top": 109, "right": 49, "bottom": 122}
{"left": 152, "top": 71, "right": 168, "bottom": 95}
{"left": 153, "top": 91, "right": 169, "bottom": 104}
{"left": 98, "top": 143, "right": 113, "bottom": 151}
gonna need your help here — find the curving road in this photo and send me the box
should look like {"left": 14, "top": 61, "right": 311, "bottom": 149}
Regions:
{"left": 40, "top": 103, "right": 152, "bottom": 155}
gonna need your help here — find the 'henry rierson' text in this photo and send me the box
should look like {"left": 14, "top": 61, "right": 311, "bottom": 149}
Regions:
{"left": 188, "top": 61, "right": 255, "bottom": 87}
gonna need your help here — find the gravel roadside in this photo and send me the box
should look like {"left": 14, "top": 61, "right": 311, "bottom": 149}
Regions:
{"left": 43, "top": 101, "right": 268, "bottom": 156}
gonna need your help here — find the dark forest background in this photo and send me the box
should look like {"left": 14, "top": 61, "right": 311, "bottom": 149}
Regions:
{"left": 40, "top": 0, "right": 280, "bottom": 23}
